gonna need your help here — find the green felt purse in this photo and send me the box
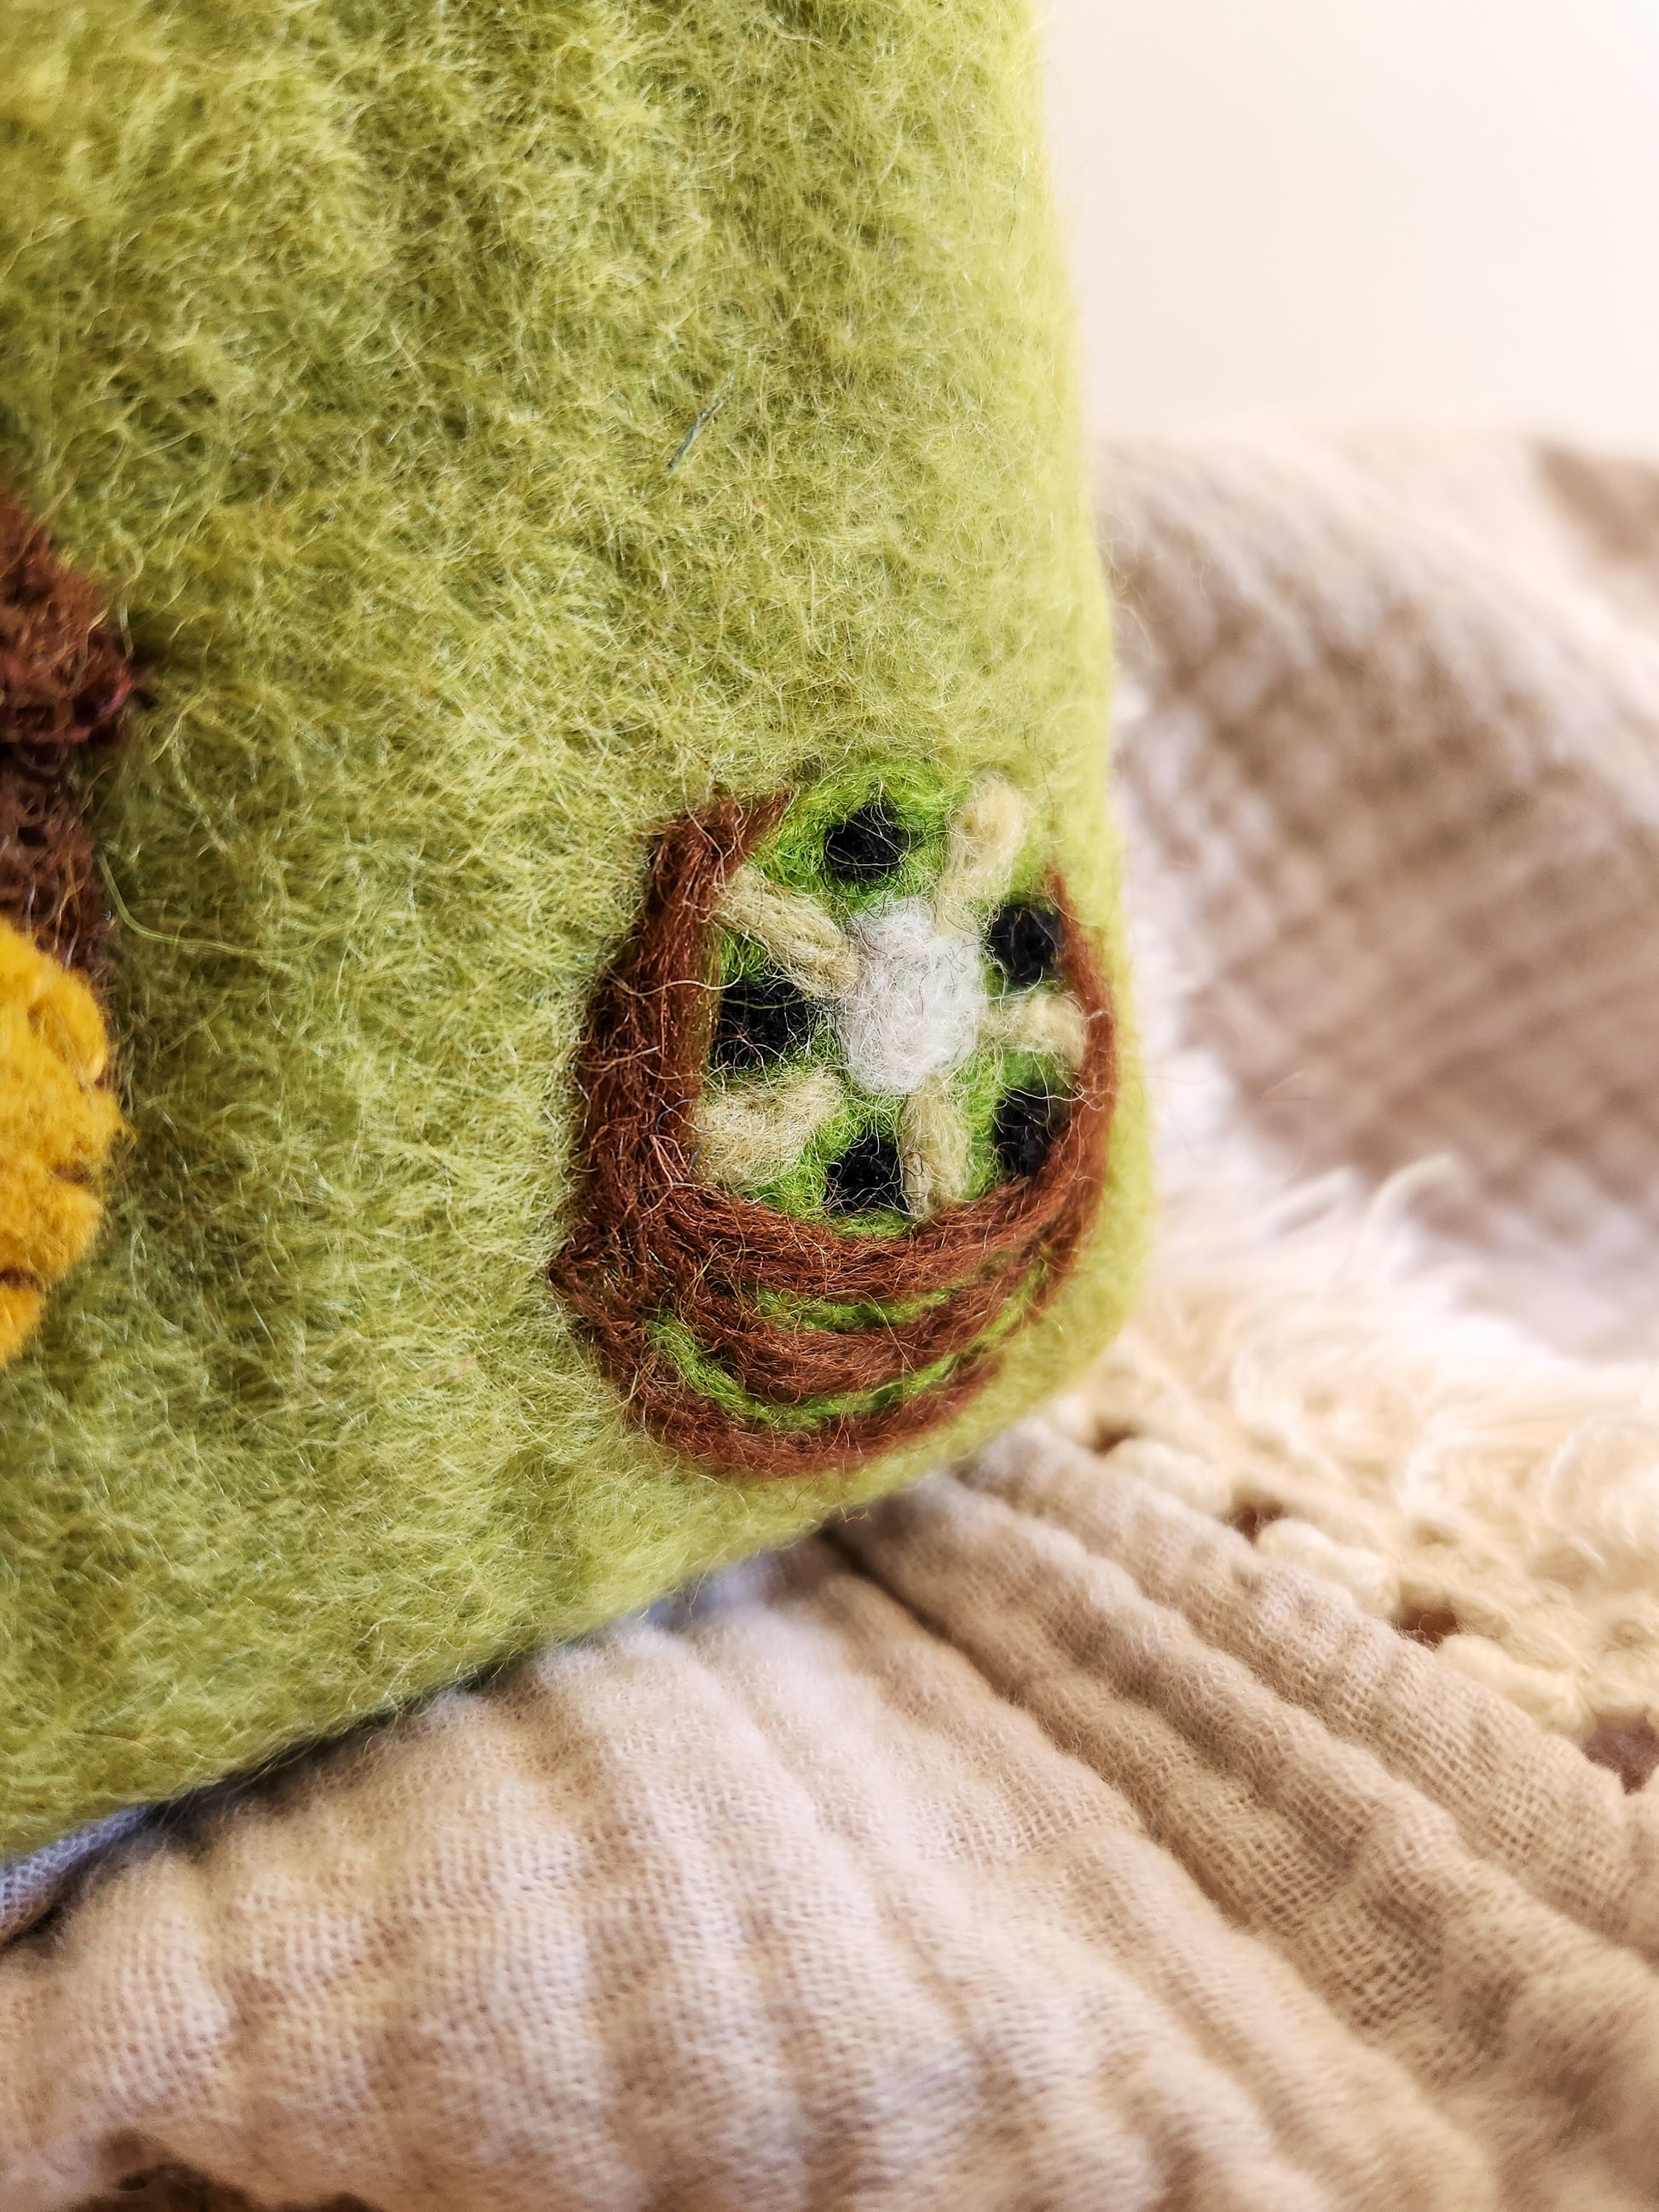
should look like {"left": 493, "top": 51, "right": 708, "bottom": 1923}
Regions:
{"left": 0, "top": 0, "right": 1148, "bottom": 1859}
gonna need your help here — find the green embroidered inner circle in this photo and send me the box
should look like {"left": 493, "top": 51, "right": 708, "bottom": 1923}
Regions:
{"left": 706, "top": 767, "right": 1079, "bottom": 1228}
{"left": 731, "top": 1042, "right": 1075, "bottom": 1222}
{"left": 759, "top": 765, "right": 965, "bottom": 914}
{"left": 749, "top": 1092, "right": 907, "bottom": 1227}
{"left": 957, "top": 1042, "right": 1061, "bottom": 1198}
{"left": 649, "top": 1271, "right": 1037, "bottom": 1434}
{"left": 665, "top": 767, "right": 1098, "bottom": 1424}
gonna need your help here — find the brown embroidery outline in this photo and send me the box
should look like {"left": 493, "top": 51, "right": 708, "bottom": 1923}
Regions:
{"left": 1, "top": 488, "right": 136, "bottom": 975}
{"left": 551, "top": 794, "right": 1117, "bottom": 1477}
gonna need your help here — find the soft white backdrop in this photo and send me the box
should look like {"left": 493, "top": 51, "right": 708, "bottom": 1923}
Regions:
{"left": 1046, "top": 0, "right": 1659, "bottom": 451}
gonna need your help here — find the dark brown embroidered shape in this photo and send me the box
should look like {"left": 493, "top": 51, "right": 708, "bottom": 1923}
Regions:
{"left": 0, "top": 488, "right": 136, "bottom": 973}
{"left": 551, "top": 795, "right": 1118, "bottom": 1477}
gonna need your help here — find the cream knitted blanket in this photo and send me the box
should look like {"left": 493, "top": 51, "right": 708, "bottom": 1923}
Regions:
{"left": 12, "top": 434, "right": 1659, "bottom": 2212}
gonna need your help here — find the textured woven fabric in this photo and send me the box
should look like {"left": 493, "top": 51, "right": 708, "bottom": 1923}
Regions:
{"left": 9, "top": 1424, "right": 1659, "bottom": 2212}
{"left": 0, "top": 1806, "right": 147, "bottom": 1951}
{"left": 1104, "top": 431, "right": 1659, "bottom": 1358}
{"left": 1094, "top": 431, "right": 1659, "bottom": 1749}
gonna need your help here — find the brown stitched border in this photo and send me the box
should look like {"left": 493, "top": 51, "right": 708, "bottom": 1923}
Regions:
{"left": 551, "top": 795, "right": 1117, "bottom": 1476}
{"left": 0, "top": 489, "right": 135, "bottom": 973}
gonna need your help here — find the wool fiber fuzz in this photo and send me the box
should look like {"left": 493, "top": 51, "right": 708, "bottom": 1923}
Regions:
{"left": 835, "top": 899, "right": 986, "bottom": 1095}
{"left": 0, "top": 0, "right": 1147, "bottom": 1856}
{"left": 695, "top": 1069, "right": 847, "bottom": 1193}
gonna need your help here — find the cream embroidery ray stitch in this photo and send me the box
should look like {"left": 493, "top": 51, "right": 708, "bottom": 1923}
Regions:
{"left": 702, "top": 781, "right": 1087, "bottom": 1217}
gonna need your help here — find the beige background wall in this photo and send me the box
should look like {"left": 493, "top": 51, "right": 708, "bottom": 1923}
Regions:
{"left": 1046, "top": 0, "right": 1659, "bottom": 453}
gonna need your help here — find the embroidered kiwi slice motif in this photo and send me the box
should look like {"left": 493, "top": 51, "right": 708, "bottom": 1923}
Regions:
{"left": 551, "top": 776, "right": 1117, "bottom": 1477}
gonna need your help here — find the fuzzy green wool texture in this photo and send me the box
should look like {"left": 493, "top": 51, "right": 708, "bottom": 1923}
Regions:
{"left": 0, "top": 0, "right": 1148, "bottom": 1857}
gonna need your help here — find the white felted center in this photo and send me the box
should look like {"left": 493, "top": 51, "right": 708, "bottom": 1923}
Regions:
{"left": 835, "top": 898, "right": 986, "bottom": 1097}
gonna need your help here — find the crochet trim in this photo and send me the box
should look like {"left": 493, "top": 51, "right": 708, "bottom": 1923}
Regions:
{"left": 550, "top": 794, "right": 1117, "bottom": 1476}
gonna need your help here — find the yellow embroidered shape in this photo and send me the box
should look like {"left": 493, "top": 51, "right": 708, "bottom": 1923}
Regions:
{"left": 0, "top": 917, "right": 123, "bottom": 1365}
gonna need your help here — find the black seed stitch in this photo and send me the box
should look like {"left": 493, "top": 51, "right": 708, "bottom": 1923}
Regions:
{"left": 824, "top": 1130, "right": 908, "bottom": 1216}
{"left": 987, "top": 900, "right": 1063, "bottom": 988}
{"left": 992, "top": 1085, "right": 1064, "bottom": 1181}
{"left": 824, "top": 798, "right": 910, "bottom": 885}
{"left": 713, "top": 973, "right": 823, "bottom": 1071}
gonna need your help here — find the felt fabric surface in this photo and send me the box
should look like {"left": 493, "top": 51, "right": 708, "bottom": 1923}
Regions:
{"left": 1100, "top": 429, "right": 1659, "bottom": 1750}
{"left": 0, "top": 0, "right": 1147, "bottom": 1859}
{"left": 5, "top": 428, "right": 1659, "bottom": 2212}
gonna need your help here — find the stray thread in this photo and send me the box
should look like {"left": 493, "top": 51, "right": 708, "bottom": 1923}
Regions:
{"left": 667, "top": 390, "right": 728, "bottom": 475}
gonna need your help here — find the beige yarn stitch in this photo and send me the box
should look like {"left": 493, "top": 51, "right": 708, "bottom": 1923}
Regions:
{"left": 934, "top": 777, "right": 1029, "bottom": 932}
{"left": 981, "top": 988, "right": 1088, "bottom": 1065}
{"left": 693, "top": 1068, "right": 847, "bottom": 1191}
{"left": 899, "top": 1073, "right": 973, "bottom": 1216}
{"left": 718, "top": 866, "right": 863, "bottom": 998}
{"left": 707, "top": 785, "right": 1088, "bottom": 1216}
